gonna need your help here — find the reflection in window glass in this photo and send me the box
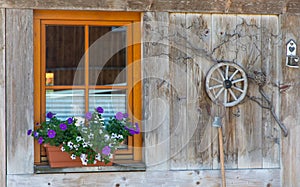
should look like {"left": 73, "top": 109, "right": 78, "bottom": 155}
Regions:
{"left": 89, "top": 26, "right": 127, "bottom": 86}
{"left": 46, "top": 90, "right": 85, "bottom": 120}
{"left": 46, "top": 25, "right": 85, "bottom": 86}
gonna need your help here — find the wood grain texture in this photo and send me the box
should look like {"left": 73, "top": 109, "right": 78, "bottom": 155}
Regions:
{"left": 6, "top": 9, "right": 34, "bottom": 175}
{"left": 236, "top": 15, "right": 263, "bottom": 169}
{"left": 7, "top": 169, "right": 280, "bottom": 187}
{"left": 261, "top": 15, "right": 280, "bottom": 168}
{"left": 281, "top": 14, "right": 300, "bottom": 187}
{"left": 0, "top": 0, "right": 289, "bottom": 14}
{"left": 185, "top": 14, "right": 213, "bottom": 170}
{"left": 0, "top": 8, "right": 6, "bottom": 187}
{"left": 143, "top": 12, "right": 170, "bottom": 170}
{"left": 169, "top": 13, "right": 188, "bottom": 170}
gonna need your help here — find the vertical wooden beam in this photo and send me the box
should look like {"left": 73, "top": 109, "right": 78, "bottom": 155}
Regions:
{"left": 0, "top": 8, "right": 6, "bottom": 187}
{"left": 281, "top": 14, "right": 300, "bottom": 187}
{"left": 185, "top": 14, "right": 213, "bottom": 170}
{"left": 6, "top": 9, "right": 34, "bottom": 175}
{"left": 169, "top": 13, "right": 188, "bottom": 170}
{"left": 143, "top": 12, "right": 170, "bottom": 170}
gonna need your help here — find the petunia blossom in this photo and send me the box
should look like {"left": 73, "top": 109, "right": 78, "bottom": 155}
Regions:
{"left": 67, "top": 118, "right": 73, "bottom": 124}
{"left": 59, "top": 123, "right": 67, "bottom": 131}
{"left": 85, "top": 112, "right": 92, "bottom": 120}
{"left": 38, "top": 137, "right": 44, "bottom": 144}
{"left": 47, "top": 129, "right": 56, "bottom": 138}
{"left": 96, "top": 106, "right": 104, "bottom": 114}
{"left": 102, "top": 146, "right": 111, "bottom": 156}
{"left": 33, "top": 131, "right": 39, "bottom": 137}
{"left": 27, "top": 129, "right": 32, "bottom": 136}
{"left": 46, "top": 112, "right": 55, "bottom": 119}
{"left": 123, "top": 113, "right": 129, "bottom": 118}
{"left": 115, "top": 112, "right": 123, "bottom": 120}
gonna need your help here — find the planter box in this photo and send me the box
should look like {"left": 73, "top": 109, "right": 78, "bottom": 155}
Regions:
{"left": 44, "top": 144, "right": 113, "bottom": 168}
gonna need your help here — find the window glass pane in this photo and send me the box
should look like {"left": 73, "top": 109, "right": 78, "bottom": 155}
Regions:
{"left": 89, "top": 89, "right": 127, "bottom": 119}
{"left": 46, "top": 25, "right": 85, "bottom": 86}
{"left": 89, "top": 26, "right": 127, "bottom": 86}
{"left": 46, "top": 89, "right": 85, "bottom": 119}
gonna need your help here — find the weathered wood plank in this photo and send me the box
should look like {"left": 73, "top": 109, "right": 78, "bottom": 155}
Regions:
{"left": 261, "top": 15, "right": 280, "bottom": 168}
{"left": 169, "top": 13, "right": 188, "bottom": 170}
{"left": 143, "top": 12, "right": 170, "bottom": 170}
{"left": 281, "top": 14, "right": 300, "bottom": 187}
{"left": 6, "top": 9, "right": 34, "bottom": 175}
{"left": 211, "top": 14, "right": 238, "bottom": 169}
{"left": 7, "top": 169, "right": 281, "bottom": 187}
{"left": 185, "top": 14, "right": 214, "bottom": 169}
{"left": 0, "top": 8, "right": 6, "bottom": 187}
{"left": 0, "top": 0, "right": 287, "bottom": 14}
{"left": 236, "top": 15, "right": 263, "bottom": 169}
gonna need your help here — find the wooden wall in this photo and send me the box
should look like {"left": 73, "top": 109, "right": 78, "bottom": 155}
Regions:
{"left": 0, "top": 1, "right": 299, "bottom": 186}
{"left": 143, "top": 12, "right": 281, "bottom": 170}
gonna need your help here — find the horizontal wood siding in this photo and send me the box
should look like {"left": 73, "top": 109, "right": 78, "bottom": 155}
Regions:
{"left": 281, "top": 14, "right": 300, "bottom": 187}
{"left": 0, "top": 0, "right": 293, "bottom": 14}
{"left": 6, "top": 9, "right": 34, "bottom": 175}
{"left": 7, "top": 169, "right": 280, "bottom": 187}
{"left": 0, "top": 8, "right": 6, "bottom": 187}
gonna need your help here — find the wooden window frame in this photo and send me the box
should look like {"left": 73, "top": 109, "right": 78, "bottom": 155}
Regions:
{"left": 33, "top": 10, "right": 142, "bottom": 165}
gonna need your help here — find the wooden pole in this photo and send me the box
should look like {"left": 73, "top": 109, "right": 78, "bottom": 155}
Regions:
{"left": 218, "top": 127, "right": 226, "bottom": 187}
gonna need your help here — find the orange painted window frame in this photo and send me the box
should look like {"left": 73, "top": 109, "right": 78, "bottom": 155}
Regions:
{"left": 33, "top": 10, "right": 142, "bottom": 164}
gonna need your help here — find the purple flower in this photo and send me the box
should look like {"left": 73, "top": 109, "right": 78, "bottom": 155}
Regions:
{"left": 46, "top": 112, "right": 55, "bottom": 119}
{"left": 85, "top": 112, "right": 92, "bottom": 120}
{"left": 27, "top": 129, "right": 32, "bottom": 136}
{"left": 47, "top": 129, "right": 56, "bottom": 138}
{"left": 38, "top": 137, "right": 44, "bottom": 144}
{"left": 123, "top": 113, "right": 129, "bottom": 118}
{"left": 33, "top": 131, "right": 39, "bottom": 137}
{"left": 59, "top": 123, "right": 67, "bottom": 131}
{"left": 115, "top": 112, "right": 123, "bottom": 121}
{"left": 125, "top": 123, "right": 140, "bottom": 135}
{"left": 96, "top": 107, "right": 104, "bottom": 114}
{"left": 102, "top": 146, "right": 111, "bottom": 156}
{"left": 67, "top": 118, "right": 73, "bottom": 124}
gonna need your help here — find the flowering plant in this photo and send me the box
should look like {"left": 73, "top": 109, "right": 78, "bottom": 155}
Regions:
{"left": 27, "top": 106, "right": 140, "bottom": 165}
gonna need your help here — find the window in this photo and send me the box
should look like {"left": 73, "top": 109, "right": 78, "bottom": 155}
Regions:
{"left": 34, "top": 10, "right": 142, "bottom": 165}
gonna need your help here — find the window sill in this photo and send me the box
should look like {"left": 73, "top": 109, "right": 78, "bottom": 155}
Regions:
{"left": 34, "top": 161, "right": 146, "bottom": 174}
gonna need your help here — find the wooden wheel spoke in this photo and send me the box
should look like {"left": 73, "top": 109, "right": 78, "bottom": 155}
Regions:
{"left": 232, "top": 86, "right": 244, "bottom": 93}
{"left": 232, "top": 78, "right": 245, "bottom": 84}
{"left": 209, "top": 84, "right": 223, "bottom": 90}
{"left": 228, "top": 88, "right": 238, "bottom": 101}
{"left": 217, "top": 68, "right": 225, "bottom": 81}
{"left": 225, "top": 65, "right": 229, "bottom": 79}
{"left": 223, "top": 89, "right": 228, "bottom": 104}
{"left": 215, "top": 88, "right": 225, "bottom": 99}
{"left": 229, "top": 69, "right": 239, "bottom": 81}
{"left": 211, "top": 77, "right": 223, "bottom": 84}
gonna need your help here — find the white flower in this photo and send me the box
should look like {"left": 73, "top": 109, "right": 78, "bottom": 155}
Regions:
{"left": 76, "top": 136, "right": 82, "bottom": 142}
{"left": 82, "top": 142, "right": 88, "bottom": 148}
{"left": 111, "top": 133, "right": 116, "bottom": 138}
{"left": 60, "top": 146, "right": 65, "bottom": 152}
{"left": 118, "top": 134, "right": 123, "bottom": 139}
{"left": 99, "top": 129, "right": 103, "bottom": 134}
{"left": 67, "top": 141, "right": 74, "bottom": 149}
{"left": 70, "top": 154, "right": 76, "bottom": 160}
{"left": 104, "top": 134, "right": 110, "bottom": 141}
{"left": 88, "top": 133, "right": 94, "bottom": 139}
{"left": 95, "top": 153, "right": 101, "bottom": 161}
{"left": 80, "top": 154, "right": 88, "bottom": 165}
{"left": 74, "top": 117, "right": 85, "bottom": 127}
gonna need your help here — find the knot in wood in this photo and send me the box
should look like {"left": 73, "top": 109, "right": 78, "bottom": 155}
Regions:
{"left": 253, "top": 72, "right": 266, "bottom": 86}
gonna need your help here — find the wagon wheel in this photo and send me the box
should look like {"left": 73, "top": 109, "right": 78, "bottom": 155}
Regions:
{"left": 205, "top": 62, "right": 248, "bottom": 107}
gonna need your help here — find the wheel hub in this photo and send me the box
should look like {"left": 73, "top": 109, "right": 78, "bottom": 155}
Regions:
{"left": 223, "top": 80, "right": 232, "bottom": 89}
